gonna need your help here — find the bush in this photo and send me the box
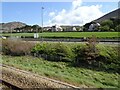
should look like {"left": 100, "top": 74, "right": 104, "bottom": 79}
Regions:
{"left": 100, "top": 25, "right": 110, "bottom": 31}
{"left": 2, "top": 39, "right": 35, "bottom": 56}
{"left": 101, "top": 20, "right": 114, "bottom": 28}
{"left": 97, "top": 45, "right": 120, "bottom": 72}
{"left": 73, "top": 36, "right": 99, "bottom": 65}
{"left": 115, "top": 24, "right": 120, "bottom": 31}
{"left": 31, "top": 43, "right": 47, "bottom": 55}
{"left": 53, "top": 43, "right": 73, "bottom": 58}
{"left": 72, "top": 37, "right": 119, "bottom": 73}
{"left": 31, "top": 43, "right": 74, "bottom": 62}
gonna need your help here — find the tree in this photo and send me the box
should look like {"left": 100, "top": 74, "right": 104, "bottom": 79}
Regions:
{"left": 101, "top": 20, "right": 114, "bottom": 29}
{"left": 115, "top": 24, "right": 120, "bottom": 31}
{"left": 14, "top": 28, "right": 19, "bottom": 33}
{"left": 83, "top": 22, "right": 92, "bottom": 32}
{"left": 110, "top": 18, "right": 120, "bottom": 27}
{"left": 38, "top": 27, "right": 42, "bottom": 33}
{"left": 32, "top": 25, "right": 40, "bottom": 33}
{"left": 99, "top": 25, "right": 110, "bottom": 32}
{"left": 22, "top": 25, "right": 32, "bottom": 33}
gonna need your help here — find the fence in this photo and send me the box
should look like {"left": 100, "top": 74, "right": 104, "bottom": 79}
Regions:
{"left": 33, "top": 53, "right": 72, "bottom": 62}
{"left": 22, "top": 38, "right": 119, "bottom": 42}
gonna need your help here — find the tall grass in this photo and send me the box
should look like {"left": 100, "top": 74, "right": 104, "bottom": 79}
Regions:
{"left": 2, "top": 39, "right": 35, "bottom": 56}
{"left": 2, "top": 55, "right": 119, "bottom": 88}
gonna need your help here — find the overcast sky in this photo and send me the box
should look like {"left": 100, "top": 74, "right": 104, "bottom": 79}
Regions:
{"left": 1, "top": 0, "right": 119, "bottom": 26}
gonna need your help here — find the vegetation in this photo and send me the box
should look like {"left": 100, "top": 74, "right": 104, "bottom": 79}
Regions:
{"left": 2, "top": 39, "right": 35, "bottom": 56}
{"left": 73, "top": 36, "right": 99, "bottom": 65}
{"left": 1, "top": 39, "right": 119, "bottom": 88}
{"left": 99, "top": 19, "right": 115, "bottom": 32}
{"left": 31, "top": 43, "right": 74, "bottom": 62}
{"left": 1, "top": 32, "right": 119, "bottom": 39}
{"left": 1, "top": 39, "right": 119, "bottom": 73}
{"left": 115, "top": 24, "right": 120, "bottom": 32}
{"left": 2, "top": 55, "right": 119, "bottom": 88}
{"left": 83, "top": 18, "right": 120, "bottom": 32}
{"left": 13, "top": 24, "right": 42, "bottom": 33}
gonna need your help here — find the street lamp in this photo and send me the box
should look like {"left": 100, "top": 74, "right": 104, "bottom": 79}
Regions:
{"left": 41, "top": 7, "right": 44, "bottom": 33}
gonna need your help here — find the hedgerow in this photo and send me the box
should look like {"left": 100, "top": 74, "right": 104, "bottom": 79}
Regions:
{"left": 1, "top": 39, "right": 119, "bottom": 73}
{"left": 31, "top": 43, "right": 74, "bottom": 62}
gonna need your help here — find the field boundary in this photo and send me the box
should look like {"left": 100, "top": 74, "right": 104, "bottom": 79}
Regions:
{"left": 21, "top": 38, "right": 120, "bottom": 42}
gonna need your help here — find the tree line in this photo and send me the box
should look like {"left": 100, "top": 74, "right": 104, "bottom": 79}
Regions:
{"left": 14, "top": 25, "right": 42, "bottom": 33}
{"left": 7, "top": 18, "right": 120, "bottom": 33}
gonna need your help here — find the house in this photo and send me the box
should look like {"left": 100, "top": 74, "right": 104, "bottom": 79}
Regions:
{"left": 72, "top": 27, "right": 77, "bottom": 31}
{"left": 51, "top": 25, "right": 63, "bottom": 32}
{"left": 43, "top": 26, "right": 52, "bottom": 32}
{"left": 88, "top": 23, "right": 100, "bottom": 31}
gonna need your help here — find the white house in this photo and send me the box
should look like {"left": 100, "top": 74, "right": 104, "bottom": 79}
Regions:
{"left": 88, "top": 23, "right": 100, "bottom": 31}
{"left": 52, "top": 25, "right": 63, "bottom": 32}
{"left": 72, "top": 27, "right": 77, "bottom": 31}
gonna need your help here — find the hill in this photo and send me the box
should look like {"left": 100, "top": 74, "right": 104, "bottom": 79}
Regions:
{"left": 0, "top": 21, "right": 26, "bottom": 32}
{"left": 94, "top": 8, "right": 120, "bottom": 23}
{"left": 83, "top": 8, "right": 120, "bottom": 31}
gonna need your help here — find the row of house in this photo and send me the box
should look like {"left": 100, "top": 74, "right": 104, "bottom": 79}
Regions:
{"left": 44, "top": 25, "right": 82, "bottom": 32}
{"left": 1, "top": 24, "right": 83, "bottom": 33}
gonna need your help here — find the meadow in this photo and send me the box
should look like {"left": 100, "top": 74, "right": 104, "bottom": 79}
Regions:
{"left": 1, "top": 32, "right": 119, "bottom": 38}
{"left": 2, "top": 55, "right": 119, "bottom": 88}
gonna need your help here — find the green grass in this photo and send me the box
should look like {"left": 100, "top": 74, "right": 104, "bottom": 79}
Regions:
{"left": 2, "top": 55, "right": 119, "bottom": 88}
{"left": 1, "top": 32, "right": 119, "bottom": 38}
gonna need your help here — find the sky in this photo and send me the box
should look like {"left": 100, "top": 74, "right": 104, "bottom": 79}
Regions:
{"left": 1, "top": 0, "right": 119, "bottom": 26}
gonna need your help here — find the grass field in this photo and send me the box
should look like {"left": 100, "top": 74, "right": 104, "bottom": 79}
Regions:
{"left": 1, "top": 32, "right": 119, "bottom": 38}
{"left": 2, "top": 55, "right": 119, "bottom": 88}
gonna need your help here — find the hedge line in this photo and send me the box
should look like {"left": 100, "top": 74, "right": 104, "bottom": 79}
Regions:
{"left": 1, "top": 39, "right": 119, "bottom": 73}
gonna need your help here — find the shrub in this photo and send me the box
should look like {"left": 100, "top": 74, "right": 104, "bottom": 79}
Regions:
{"left": 115, "top": 24, "right": 120, "bottom": 31}
{"left": 31, "top": 43, "right": 74, "bottom": 62}
{"left": 101, "top": 20, "right": 114, "bottom": 28}
{"left": 100, "top": 25, "right": 110, "bottom": 31}
{"left": 97, "top": 45, "right": 119, "bottom": 72}
{"left": 72, "top": 36, "right": 119, "bottom": 72}
{"left": 73, "top": 42, "right": 119, "bottom": 73}
{"left": 53, "top": 43, "right": 73, "bottom": 58}
{"left": 110, "top": 29, "right": 115, "bottom": 32}
{"left": 2, "top": 39, "right": 35, "bottom": 56}
{"left": 31, "top": 43, "right": 47, "bottom": 55}
{"left": 73, "top": 36, "right": 99, "bottom": 65}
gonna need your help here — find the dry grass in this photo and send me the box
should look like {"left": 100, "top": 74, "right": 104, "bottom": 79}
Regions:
{"left": 2, "top": 39, "right": 35, "bottom": 56}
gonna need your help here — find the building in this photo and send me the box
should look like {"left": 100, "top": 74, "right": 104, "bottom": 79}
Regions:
{"left": 51, "top": 25, "right": 63, "bottom": 32}
{"left": 88, "top": 23, "right": 100, "bottom": 31}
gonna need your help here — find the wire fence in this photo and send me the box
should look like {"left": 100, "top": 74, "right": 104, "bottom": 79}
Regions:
{"left": 33, "top": 53, "right": 72, "bottom": 62}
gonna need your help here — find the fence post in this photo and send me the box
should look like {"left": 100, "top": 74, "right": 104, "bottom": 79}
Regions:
{"left": 60, "top": 56, "right": 62, "bottom": 61}
{"left": 46, "top": 54, "right": 47, "bottom": 60}
{"left": 39, "top": 54, "right": 41, "bottom": 58}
